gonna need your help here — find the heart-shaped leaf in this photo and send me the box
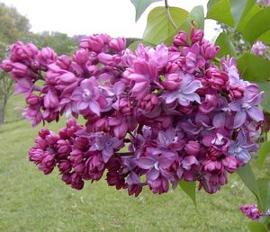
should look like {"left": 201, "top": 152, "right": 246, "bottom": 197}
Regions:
{"left": 143, "top": 6, "right": 188, "bottom": 45}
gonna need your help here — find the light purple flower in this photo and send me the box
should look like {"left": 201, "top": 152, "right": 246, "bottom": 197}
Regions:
{"left": 71, "top": 78, "right": 101, "bottom": 115}
{"left": 251, "top": 41, "right": 268, "bottom": 56}
{"left": 229, "top": 84, "right": 264, "bottom": 128}
{"left": 228, "top": 131, "right": 258, "bottom": 162}
{"left": 91, "top": 133, "right": 122, "bottom": 162}
{"left": 162, "top": 73, "right": 202, "bottom": 106}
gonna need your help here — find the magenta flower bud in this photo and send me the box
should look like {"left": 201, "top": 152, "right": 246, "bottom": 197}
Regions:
{"left": 201, "top": 42, "right": 220, "bottom": 60}
{"left": 38, "top": 47, "right": 57, "bottom": 66}
{"left": 173, "top": 31, "right": 188, "bottom": 47}
{"left": 58, "top": 160, "right": 72, "bottom": 174}
{"left": 44, "top": 89, "right": 59, "bottom": 109}
{"left": 74, "top": 137, "right": 90, "bottom": 150}
{"left": 70, "top": 173, "right": 84, "bottom": 190}
{"left": 106, "top": 170, "right": 125, "bottom": 189}
{"left": 45, "top": 133, "right": 59, "bottom": 145}
{"left": 98, "top": 53, "right": 114, "bottom": 65}
{"left": 148, "top": 176, "right": 169, "bottom": 194}
{"left": 222, "top": 156, "right": 238, "bottom": 173}
{"left": 38, "top": 128, "right": 50, "bottom": 139}
{"left": 80, "top": 34, "right": 111, "bottom": 53}
{"left": 206, "top": 68, "right": 228, "bottom": 89}
{"left": 0, "top": 59, "right": 13, "bottom": 72}
{"left": 40, "top": 153, "right": 55, "bottom": 175}
{"left": 73, "top": 49, "right": 89, "bottom": 64}
{"left": 56, "top": 55, "right": 72, "bottom": 69}
{"left": 162, "top": 73, "right": 181, "bottom": 90}
{"left": 229, "top": 86, "right": 244, "bottom": 99}
{"left": 109, "top": 37, "right": 126, "bottom": 51}
{"left": 203, "top": 160, "right": 222, "bottom": 172}
{"left": 57, "top": 140, "right": 71, "bottom": 154}
{"left": 184, "top": 141, "right": 200, "bottom": 156}
{"left": 11, "top": 62, "right": 29, "bottom": 77}
{"left": 62, "top": 173, "right": 72, "bottom": 185}
{"left": 26, "top": 94, "right": 40, "bottom": 105}
{"left": 190, "top": 28, "right": 204, "bottom": 44}
{"left": 10, "top": 41, "right": 38, "bottom": 62}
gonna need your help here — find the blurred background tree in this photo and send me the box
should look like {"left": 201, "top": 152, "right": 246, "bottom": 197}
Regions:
{"left": 0, "top": 2, "right": 77, "bottom": 124}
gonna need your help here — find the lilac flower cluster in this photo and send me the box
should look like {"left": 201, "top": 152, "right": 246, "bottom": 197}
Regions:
{"left": 257, "top": 0, "right": 270, "bottom": 7}
{"left": 251, "top": 41, "right": 268, "bottom": 57}
{"left": 240, "top": 204, "right": 265, "bottom": 221}
{"left": 1, "top": 29, "right": 264, "bottom": 196}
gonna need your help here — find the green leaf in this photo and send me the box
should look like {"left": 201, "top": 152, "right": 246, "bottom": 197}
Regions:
{"left": 237, "top": 1, "right": 260, "bottom": 31}
{"left": 258, "top": 30, "right": 270, "bottom": 44}
{"left": 165, "top": 6, "right": 204, "bottom": 46}
{"left": 237, "top": 164, "right": 261, "bottom": 207}
{"left": 248, "top": 222, "right": 267, "bottom": 232}
{"left": 241, "top": 7, "right": 270, "bottom": 43}
{"left": 179, "top": 180, "right": 196, "bottom": 206}
{"left": 143, "top": 6, "right": 188, "bottom": 45}
{"left": 229, "top": 0, "right": 247, "bottom": 26}
{"left": 237, "top": 53, "right": 270, "bottom": 82}
{"left": 257, "top": 178, "right": 270, "bottom": 211}
{"left": 181, "top": 5, "right": 204, "bottom": 31}
{"left": 257, "top": 141, "right": 270, "bottom": 168}
{"left": 215, "top": 32, "right": 236, "bottom": 57}
{"left": 130, "top": 0, "right": 162, "bottom": 22}
{"left": 258, "top": 82, "right": 270, "bottom": 113}
{"left": 207, "top": 0, "right": 235, "bottom": 27}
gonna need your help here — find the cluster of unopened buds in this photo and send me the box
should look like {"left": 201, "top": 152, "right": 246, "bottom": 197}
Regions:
{"left": 240, "top": 204, "right": 270, "bottom": 221}
{"left": 1, "top": 28, "right": 264, "bottom": 196}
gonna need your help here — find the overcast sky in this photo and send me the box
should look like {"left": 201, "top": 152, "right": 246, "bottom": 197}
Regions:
{"left": 1, "top": 0, "right": 217, "bottom": 40}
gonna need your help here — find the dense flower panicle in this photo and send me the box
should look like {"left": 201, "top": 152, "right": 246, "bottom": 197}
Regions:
{"left": 251, "top": 41, "right": 268, "bottom": 56}
{"left": 1, "top": 29, "right": 264, "bottom": 196}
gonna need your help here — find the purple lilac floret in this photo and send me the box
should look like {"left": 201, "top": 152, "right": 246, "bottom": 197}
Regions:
{"left": 251, "top": 41, "right": 268, "bottom": 56}
{"left": 1, "top": 29, "right": 264, "bottom": 196}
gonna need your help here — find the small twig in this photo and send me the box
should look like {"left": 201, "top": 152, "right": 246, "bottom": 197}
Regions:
{"left": 165, "top": 0, "right": 177, "bottom": 30}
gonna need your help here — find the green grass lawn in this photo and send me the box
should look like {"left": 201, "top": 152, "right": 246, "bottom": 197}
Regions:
{"left": 0, "top": 96, "right": 257, "bottom": 232}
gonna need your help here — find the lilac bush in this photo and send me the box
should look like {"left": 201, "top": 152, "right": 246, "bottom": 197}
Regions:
{"left": 0, "top": 29, "right": 264, "bottom": 196}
